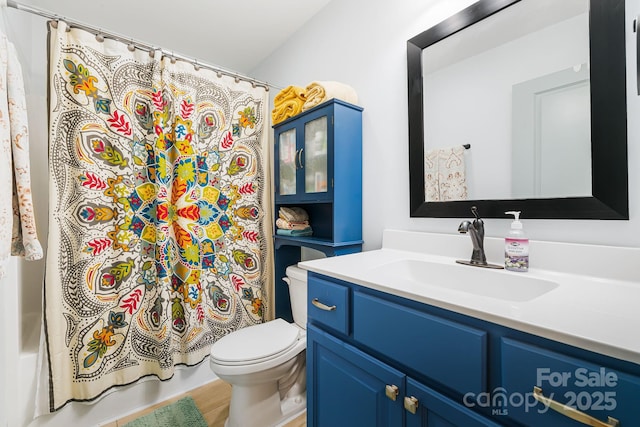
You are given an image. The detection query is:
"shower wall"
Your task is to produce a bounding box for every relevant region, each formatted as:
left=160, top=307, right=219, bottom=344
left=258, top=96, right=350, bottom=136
left=1, top=9, right=216, bottom=427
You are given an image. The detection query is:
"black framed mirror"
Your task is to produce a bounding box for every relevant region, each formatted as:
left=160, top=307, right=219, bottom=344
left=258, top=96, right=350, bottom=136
left=407, top=0, right=628, bottom=219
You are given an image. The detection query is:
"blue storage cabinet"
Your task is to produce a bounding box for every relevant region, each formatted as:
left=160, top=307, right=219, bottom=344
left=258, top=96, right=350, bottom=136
left=273, top=99, right=363, bottom=321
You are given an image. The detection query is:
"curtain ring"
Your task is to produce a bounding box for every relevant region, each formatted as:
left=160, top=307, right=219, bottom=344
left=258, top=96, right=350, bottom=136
left=234, top=77, right=240, bottom=83
left=149, top=49, right=155, bottom=58
left=50, top=20, right=58, bottom=29
left=193, top=60, right=200, bottom=71
left=216, top=72, right=222, bottom=78
left=170, top=52, right=176, bottom=64
left=265, top=86, right=270, bottom=92
left=96, top=33, right=104, bottom=43
left=127, top=40, right=135, bottom=52
left=65, top=20, right=71, bottom=32
left=251, top=81, right=256, bottom=88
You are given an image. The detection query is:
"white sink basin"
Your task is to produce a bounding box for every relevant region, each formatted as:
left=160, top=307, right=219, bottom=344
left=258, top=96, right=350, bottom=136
left=370, top=259, right=558, bottom=302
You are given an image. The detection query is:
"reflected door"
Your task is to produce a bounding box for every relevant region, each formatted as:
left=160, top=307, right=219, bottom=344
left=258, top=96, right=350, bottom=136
left=512, top=65, right=591, bottom=199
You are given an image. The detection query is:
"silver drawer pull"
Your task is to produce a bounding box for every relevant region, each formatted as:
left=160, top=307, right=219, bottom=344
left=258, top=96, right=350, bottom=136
left=311, top=298, right=336, bottom=311
left=533, top=387, right=619, bottom=427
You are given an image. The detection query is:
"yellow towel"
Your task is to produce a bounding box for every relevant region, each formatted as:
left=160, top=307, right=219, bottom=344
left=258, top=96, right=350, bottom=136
left=272, top=85, right=306, bottom=125
left=302, top=81, right=358, bottom=111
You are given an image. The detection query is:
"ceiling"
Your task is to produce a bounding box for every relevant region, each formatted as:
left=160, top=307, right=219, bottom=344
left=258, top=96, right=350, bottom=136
left=13, top=0, right=333, bottom=73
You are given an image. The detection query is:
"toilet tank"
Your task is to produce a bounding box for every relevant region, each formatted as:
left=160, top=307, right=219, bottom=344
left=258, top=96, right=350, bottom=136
left=285, top=265, right=308, bottom=329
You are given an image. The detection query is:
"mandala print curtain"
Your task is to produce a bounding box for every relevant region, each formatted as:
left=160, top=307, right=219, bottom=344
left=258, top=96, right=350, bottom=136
left=42, top=21, right=273, bottom=411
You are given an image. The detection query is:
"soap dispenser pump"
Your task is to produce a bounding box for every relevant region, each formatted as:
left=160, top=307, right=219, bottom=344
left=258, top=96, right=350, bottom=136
left=504, top=211, right=529, bottom=272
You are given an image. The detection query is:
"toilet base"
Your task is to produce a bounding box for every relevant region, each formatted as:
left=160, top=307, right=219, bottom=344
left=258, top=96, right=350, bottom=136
left=274, top=407, right=306, bottom=427
left=224, top=383, right=306, bottom=427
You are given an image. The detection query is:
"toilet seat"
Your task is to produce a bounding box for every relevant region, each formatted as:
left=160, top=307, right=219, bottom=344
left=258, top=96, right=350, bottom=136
left=210, top=319, right=303, bottom=366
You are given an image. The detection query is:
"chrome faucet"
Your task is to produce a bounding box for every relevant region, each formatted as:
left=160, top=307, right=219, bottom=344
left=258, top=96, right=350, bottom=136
left=456, top=206, right=503, bottom=269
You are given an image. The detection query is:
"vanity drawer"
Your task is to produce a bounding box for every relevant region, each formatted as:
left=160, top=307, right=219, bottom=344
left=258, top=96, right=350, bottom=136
left=500, top=338, right=640, bottom=427
left=353, top=291, right=487, bottom=396
left=307, top=275, right=350, bottom=335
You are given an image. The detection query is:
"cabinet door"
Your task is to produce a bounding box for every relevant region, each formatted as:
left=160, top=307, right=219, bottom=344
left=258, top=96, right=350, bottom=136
left=405, top=379, right=501, bottom=427
left=307, top=325, right=404, bottom=427
left=274, top=106, right=333, bottom=202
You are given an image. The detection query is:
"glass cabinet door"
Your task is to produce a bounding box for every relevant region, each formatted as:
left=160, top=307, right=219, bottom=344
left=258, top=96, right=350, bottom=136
left=278, top=128, right=297, bottom=195
left=304, top=116, right=328, bottom=194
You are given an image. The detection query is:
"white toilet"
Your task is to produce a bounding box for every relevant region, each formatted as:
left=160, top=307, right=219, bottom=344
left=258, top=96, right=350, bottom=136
left=210, top=265, right=308, bottom=427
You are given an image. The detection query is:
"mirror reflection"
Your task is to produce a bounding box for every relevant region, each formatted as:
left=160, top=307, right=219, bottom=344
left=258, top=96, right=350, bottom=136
left=422, top=0, right=589, bottom=201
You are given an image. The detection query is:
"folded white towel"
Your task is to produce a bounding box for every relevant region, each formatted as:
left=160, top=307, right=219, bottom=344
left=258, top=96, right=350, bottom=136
left=302, top=81, right=358, bottom=111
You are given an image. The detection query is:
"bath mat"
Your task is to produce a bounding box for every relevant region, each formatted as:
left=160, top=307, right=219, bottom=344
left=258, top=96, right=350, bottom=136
left=123, top=396, right=207, bottom=427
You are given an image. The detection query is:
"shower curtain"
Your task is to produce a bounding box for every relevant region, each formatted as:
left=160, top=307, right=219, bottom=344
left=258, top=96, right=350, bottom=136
left=41, top=21, right=273, bottom=412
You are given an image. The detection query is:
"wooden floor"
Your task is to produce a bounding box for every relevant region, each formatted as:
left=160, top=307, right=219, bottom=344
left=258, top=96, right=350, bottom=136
left=101, top=379, right=306, bottom=427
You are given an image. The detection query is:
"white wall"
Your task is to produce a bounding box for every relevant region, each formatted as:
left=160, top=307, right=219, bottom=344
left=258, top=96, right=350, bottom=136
left=252, top=0, right=640, bottom=251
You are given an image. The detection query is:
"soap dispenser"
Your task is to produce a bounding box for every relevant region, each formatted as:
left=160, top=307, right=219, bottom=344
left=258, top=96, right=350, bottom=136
left=504, top=211, right=528, bottom=272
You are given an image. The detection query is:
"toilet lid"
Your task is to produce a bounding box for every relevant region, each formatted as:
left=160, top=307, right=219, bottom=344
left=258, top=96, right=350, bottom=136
left=210, top=318, right=301, bottom=364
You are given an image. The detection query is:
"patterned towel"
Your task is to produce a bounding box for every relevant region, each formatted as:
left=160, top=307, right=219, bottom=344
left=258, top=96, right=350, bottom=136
left=279, top=206, right=309, bottom=222
left=271, top=85, right=306, bottom=125
left=0, top=33, right=43, bottom=278
left=301, top=81, right=358, bottom=111
left=424, top=145, right=468, bottom=202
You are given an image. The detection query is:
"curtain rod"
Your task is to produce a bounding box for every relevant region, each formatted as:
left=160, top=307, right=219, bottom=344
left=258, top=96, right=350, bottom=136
left=6, top=0, right=280, bottom=91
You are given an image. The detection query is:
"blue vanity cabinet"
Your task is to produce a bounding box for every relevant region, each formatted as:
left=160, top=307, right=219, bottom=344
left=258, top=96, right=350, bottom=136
left=274, top=99, right=363, bottom=321
left=306, top=271, right=640, bottom=427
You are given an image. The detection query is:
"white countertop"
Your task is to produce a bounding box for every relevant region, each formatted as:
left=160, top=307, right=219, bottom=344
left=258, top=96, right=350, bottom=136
left=298, top=230, right=640, bottom=365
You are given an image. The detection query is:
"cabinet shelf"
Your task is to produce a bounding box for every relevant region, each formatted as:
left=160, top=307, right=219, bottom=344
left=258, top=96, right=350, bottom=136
left=274, top=235, right=363, bottom=256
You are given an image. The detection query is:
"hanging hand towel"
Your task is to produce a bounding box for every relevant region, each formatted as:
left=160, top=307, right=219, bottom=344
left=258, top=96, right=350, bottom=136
left=271, top=85, right=306, bottom=125
left=0, top=33, right=43, bottom=278
left=424, top=145, right=468, bottom=202
left=301, top=81, right=358, bottom=111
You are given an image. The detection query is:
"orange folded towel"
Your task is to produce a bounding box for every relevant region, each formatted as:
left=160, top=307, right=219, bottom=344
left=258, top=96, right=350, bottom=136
left=272, top=85, right=307, bottom=125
